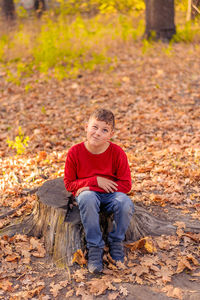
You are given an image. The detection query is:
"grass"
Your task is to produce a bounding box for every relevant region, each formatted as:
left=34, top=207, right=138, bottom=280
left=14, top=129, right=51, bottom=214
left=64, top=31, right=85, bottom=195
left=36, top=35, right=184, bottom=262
left=0, top=3, right=199, bottom=84
left=0, top=13, right=145, bottom=83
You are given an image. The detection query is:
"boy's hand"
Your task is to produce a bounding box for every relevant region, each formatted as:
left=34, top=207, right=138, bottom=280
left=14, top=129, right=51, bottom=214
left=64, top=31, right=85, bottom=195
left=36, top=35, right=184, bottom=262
left=76, top=187, right=89, bottom=197
left=97, top=176, right=118, bottom=193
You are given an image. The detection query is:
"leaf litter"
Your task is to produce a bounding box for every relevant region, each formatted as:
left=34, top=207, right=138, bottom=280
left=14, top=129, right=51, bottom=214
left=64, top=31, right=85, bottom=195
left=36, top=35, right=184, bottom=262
left=0, top=42, right=200, bottom=299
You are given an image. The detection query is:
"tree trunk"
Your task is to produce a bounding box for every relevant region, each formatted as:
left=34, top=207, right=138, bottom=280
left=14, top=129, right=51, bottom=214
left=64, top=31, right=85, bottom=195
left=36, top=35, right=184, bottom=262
left=1, top=178, right=200, bottom=268
left=187, top=0, right=192, bottom=21
left=2, top=0, right=15, bottom=20
left=34, top=0, right=46, bottom=17
left=145, top=0, right=176, bottom=42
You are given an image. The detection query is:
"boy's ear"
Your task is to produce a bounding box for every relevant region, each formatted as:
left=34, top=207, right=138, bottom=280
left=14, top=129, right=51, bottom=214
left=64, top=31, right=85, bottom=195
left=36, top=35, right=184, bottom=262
left=110, top=129, right=114, bottom=138
left=85, top=122, right=88, bottom=131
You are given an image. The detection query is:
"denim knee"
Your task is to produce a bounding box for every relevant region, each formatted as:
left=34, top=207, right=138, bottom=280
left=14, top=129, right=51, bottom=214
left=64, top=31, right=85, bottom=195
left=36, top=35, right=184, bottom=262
left=76, top=191, right=100, bottom=211
left=114, top=192, right=134, bottom=215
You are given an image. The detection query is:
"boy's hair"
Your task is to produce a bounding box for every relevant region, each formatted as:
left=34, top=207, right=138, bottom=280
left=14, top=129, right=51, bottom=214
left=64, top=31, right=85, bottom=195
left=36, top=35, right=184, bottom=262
left=90, top=109, right=115, bottom=129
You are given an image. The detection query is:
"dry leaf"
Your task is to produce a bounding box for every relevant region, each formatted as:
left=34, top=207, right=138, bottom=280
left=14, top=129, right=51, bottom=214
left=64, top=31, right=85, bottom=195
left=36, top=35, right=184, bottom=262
left=192, top=272, right=200, bottom=277
left=72, top=249, right=87, bottom=267
left=135, top=276, right=143, bottom=285
left=186, top=254, right=199, bottom=266
left=176, top=262, right=189, bottom=274
left=125, top=237, right=157, bottom=254
left=157, top=266, right=173, bottom=283
left=30, top=237, right=46, bottom=257
left=132, top=265, right=149, bottom=277
left=119, top=286, right=128, bottom=296
left=87, top=278, right=111, bottom=296
left=72, top=268, right=88, bottom=281
left=5, top=254, right=20, bottom=262
left=176, top=256, right=196, bottom=273
left=21, top=249, right=31, bottom=264
left=37, top=151, right=47, bottom=162
left=116, top=261, right=127, bottom=270
left=65, top=289, right=74, bottom=298
left=162, top=285, right=183, bottom=299
left=0, top=279, right=13, bottom=292
left=50, top=282, right=64, bottom=297
left=183, top=233, right=200, bottom=243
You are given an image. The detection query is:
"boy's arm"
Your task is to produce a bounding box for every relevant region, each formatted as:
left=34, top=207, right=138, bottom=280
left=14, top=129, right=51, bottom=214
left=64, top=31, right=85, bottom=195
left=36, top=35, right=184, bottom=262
left=115, top=150, right=132, bottom=194
left=64, top=150, right=97, bottom=195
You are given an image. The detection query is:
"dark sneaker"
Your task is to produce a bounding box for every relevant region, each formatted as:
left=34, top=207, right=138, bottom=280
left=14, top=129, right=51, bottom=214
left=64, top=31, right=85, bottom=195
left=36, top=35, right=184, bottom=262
left=109, top=241, right=124, bottom=262
left=88, top=247, right=104, bottom=274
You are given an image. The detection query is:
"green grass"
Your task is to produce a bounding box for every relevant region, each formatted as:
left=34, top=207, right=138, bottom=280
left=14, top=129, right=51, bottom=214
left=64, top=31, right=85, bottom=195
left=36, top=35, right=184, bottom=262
left=0, top=2, right=199, bottom=84
left=6, top=127, right=29, bottom=155
left=0, top=13, right=145, bottom=83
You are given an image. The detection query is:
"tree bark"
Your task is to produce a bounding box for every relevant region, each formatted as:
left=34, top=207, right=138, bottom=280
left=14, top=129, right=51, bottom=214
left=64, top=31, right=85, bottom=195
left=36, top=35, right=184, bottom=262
left=145, top=0, right=176, bottom=41
left=1, top=0, right=15, bottom=20
left=0, top=178, right=200, bottom=268
left=34, top=0, right=46, bottom=17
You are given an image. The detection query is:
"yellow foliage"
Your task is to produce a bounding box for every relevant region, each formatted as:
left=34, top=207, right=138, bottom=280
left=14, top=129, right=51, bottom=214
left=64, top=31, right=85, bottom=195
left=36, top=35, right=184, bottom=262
left=72, top=249, right=87, bottom=267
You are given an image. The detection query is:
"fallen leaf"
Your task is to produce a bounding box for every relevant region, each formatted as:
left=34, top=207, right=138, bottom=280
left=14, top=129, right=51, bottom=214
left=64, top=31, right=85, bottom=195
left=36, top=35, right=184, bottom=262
left=119, top=285, right=128, bottom=296
left=132, top=265, right=149, bottom=277
left=5, top=254, right=20, bottom=262
left=30, top=237, right=46, bottom=257
left=0, top=279, right=13, bottom=292
left=176, top=256, right=193, bottom=273
left=162, top=285, right=183, bottom=299
left=156, top=266, right=173, bottom=283
left=72, top=249, right=87, bottom=267
left=125, top=237, right=157, bottom=254
left=72, top=268, right=88, bottom=282
left=135, top=276, right=143, bottom=285
left=87, top=278, right=112, bottom=296
left=65, top=289, right=74, bottom=298
left=192, top=272, right=200, bottom=277
left=37, top=151, right=47, bottom=162
left=50, top=282, right=64, bottom=297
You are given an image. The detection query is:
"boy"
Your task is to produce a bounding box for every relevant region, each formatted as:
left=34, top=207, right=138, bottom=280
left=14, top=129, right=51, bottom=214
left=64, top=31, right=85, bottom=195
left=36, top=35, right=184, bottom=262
left=64, top=109, right=134, bottom=273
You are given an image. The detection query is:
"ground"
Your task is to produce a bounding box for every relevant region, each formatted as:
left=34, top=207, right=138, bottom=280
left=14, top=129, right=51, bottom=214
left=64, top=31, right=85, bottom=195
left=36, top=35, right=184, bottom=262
left=0, top=41, right=200, bottom=299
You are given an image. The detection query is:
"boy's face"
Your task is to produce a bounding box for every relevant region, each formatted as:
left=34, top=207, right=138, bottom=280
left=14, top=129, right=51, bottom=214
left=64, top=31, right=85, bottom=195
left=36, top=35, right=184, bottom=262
left=85, top=117, right=114, bottom=149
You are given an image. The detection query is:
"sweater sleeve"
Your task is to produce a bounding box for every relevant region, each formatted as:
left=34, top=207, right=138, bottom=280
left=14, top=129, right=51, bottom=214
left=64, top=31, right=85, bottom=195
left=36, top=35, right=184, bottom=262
left=115, top=148, right=132, bottom=194
left=64, top=148, right=98, bottom=195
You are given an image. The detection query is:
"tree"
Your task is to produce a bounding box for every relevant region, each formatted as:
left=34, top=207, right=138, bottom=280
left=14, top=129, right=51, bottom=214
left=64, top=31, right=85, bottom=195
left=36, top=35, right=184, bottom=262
left=34, top=0, right=46, bottom=17
left=145, top=0, right=176, bottom=41
left=1, top=0, right=15, bottom=20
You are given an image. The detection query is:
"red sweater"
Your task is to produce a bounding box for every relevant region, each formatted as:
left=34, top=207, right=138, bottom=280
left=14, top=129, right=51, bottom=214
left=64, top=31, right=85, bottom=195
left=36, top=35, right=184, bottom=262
left=64, top=142, right=132, bottom=196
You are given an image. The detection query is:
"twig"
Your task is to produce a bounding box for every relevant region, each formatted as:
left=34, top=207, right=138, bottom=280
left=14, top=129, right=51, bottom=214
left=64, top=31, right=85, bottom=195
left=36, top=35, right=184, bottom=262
left=16, top=273, right=26, bottom=280
left=0, top=200, right=27, bottom=219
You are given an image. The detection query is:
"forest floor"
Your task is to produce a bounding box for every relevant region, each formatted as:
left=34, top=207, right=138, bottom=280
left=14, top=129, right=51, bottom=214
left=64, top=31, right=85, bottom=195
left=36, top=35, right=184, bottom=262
left=0, top=41, right=200, bottom=299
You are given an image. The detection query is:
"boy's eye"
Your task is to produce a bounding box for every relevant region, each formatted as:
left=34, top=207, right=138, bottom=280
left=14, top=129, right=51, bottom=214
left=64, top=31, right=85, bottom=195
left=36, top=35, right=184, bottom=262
left=103, top=129, right=108, bottom=132
left=93, top=126, right=98, bottom=129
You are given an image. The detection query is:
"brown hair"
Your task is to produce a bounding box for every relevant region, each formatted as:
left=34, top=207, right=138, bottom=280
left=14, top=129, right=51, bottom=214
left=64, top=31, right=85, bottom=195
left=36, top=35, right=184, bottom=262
left=90, top=109, right=115, bottom=129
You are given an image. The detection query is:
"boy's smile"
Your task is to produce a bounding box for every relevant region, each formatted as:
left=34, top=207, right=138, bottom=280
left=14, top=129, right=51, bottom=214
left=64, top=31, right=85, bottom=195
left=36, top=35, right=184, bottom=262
left=85, top=117, right=114, bottom=154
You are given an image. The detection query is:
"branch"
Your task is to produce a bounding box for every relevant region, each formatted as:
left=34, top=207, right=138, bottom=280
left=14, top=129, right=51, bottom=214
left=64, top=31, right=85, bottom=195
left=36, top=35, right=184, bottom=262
left=192, top=4, right=200, bottom=14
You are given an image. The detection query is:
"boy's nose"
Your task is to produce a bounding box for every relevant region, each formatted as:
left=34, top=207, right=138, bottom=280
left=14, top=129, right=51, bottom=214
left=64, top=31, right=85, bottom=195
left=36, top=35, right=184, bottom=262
left=96, top=129, right=101, bottom=135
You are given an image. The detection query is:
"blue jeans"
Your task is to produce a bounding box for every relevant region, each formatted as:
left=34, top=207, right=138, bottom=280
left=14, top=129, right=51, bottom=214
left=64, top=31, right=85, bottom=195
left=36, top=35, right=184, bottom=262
left=76, top=191, right=134, bottom=249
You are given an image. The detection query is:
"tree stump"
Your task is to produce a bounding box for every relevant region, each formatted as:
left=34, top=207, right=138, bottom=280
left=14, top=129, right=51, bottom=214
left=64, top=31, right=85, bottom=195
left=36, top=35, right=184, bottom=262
left=1, top=177, right=200, bottom=268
